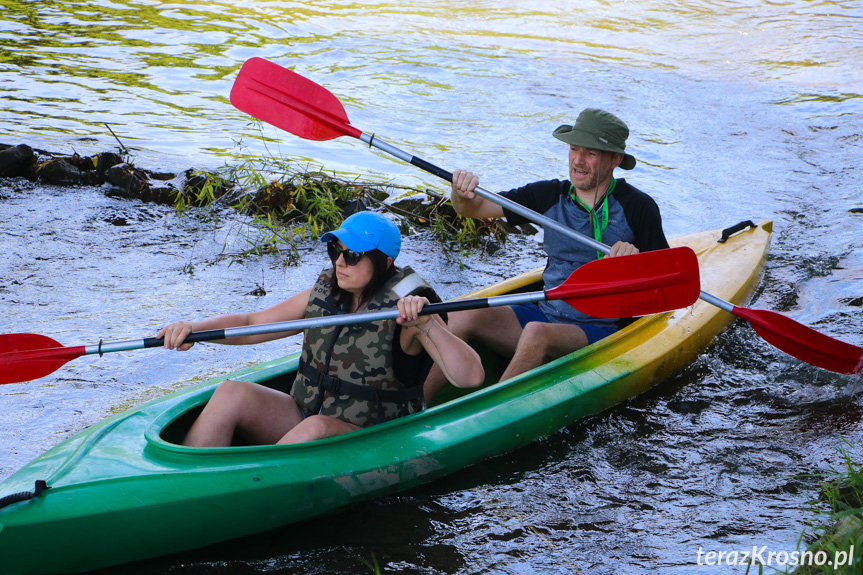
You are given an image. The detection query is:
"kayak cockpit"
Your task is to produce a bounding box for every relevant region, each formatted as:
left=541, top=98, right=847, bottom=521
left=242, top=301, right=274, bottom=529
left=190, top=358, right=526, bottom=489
left=150, top=340, right=511, bottom=449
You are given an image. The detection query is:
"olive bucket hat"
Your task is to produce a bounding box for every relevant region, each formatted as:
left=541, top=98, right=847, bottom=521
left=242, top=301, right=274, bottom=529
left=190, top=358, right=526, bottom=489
left=552, top=108, right=636, bottom=170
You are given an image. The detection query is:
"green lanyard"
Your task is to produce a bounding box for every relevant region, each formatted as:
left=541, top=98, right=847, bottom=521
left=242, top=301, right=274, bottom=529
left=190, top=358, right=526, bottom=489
left=571, top=178, right=616, bottom=259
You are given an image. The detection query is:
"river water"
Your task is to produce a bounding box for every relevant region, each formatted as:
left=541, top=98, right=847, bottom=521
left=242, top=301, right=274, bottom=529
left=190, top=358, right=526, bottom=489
left=2, top=0, right=862, bottom=573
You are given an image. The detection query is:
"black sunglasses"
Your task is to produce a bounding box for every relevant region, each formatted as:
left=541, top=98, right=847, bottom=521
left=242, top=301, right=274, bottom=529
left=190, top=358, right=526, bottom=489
left=327, top=241, right=366, bottom=266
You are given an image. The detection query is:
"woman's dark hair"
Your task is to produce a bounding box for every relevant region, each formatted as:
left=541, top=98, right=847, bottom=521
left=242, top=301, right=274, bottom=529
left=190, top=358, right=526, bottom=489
left=330, top=249, right=397, bottom=308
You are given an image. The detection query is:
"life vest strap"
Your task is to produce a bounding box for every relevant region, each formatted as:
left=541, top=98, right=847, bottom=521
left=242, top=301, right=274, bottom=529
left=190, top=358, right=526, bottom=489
left=297, top=361, right=424, bottom=423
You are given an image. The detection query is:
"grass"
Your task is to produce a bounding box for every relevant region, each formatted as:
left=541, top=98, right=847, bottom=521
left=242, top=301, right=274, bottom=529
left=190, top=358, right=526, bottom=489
left=774, top=438, right=863, bottom=574
left=172, top=146, right=509, bottom=266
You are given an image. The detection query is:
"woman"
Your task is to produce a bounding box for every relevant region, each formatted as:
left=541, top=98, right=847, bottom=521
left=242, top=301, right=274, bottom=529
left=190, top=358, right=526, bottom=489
left=158, top=211, right=484, bottom=447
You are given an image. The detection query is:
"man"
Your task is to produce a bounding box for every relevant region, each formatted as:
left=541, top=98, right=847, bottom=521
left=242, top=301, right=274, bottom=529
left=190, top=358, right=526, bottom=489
left=425, top=108, right=669, bottom=400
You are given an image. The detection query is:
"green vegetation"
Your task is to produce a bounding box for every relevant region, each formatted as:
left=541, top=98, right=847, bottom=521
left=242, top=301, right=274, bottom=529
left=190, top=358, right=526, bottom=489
left=780, top=439, right=863, bottom=574
left=173, top=151, right=509, bottom=265
left=362, top=554, right=382, bottom=574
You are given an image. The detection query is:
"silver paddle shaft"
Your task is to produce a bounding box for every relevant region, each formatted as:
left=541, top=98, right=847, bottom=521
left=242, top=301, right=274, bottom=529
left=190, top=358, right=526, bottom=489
left=83, top=291, right=546, bottom=356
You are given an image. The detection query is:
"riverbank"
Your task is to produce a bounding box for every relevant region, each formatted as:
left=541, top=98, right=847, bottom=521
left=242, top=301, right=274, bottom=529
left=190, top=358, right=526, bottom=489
left=0, top=141, right=528, bottom=265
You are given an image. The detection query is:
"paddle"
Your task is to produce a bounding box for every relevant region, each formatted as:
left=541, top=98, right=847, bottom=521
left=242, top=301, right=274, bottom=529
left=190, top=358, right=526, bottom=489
left=0, top=250, right=699, bottom=385
left=230, top=57, right=863, bottom=375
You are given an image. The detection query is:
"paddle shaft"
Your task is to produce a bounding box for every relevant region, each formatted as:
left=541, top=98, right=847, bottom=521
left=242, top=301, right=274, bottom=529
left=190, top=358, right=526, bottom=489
left=68, top=292, right=547, bottom=358
left=362, top=134, right=611, bottom=256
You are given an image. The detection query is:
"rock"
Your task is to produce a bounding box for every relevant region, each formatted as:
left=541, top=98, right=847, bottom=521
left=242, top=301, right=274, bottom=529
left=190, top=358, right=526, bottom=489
left=38, top=158, right=85, bottom=185
left=93, top=152, right=124, bottom=175
left=183, top=170, right=211, bottom=195
left=82, top=152, right=124, bottom=185
left=390, top=197, right=425, bottom=214
left=27, top=152, right=125, bottom=186
left=148, top=170, right=178, bottom=181
left=106, top=163, right=150, bottom=197
left=0, top=144, right=37, bottom=178
left=341, top=198, right=367, bottom=216
left=141, top=184, right=178, bottom=204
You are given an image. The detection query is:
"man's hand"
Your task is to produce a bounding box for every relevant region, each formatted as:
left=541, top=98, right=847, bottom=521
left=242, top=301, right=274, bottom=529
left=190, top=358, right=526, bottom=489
left=451, top=169, right=479, bottom=200
left=448, top=169, right=505, bottom=219
left=608, top=241, right=639, bottom=257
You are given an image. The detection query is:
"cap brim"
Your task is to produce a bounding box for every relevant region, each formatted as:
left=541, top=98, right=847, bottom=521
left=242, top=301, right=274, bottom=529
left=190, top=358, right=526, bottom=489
left=319, top=228, right=376, bottom=253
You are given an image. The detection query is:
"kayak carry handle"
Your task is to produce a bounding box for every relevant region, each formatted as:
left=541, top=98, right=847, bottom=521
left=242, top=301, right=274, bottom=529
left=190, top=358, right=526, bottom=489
left=718, top=220, right=757, bottom=243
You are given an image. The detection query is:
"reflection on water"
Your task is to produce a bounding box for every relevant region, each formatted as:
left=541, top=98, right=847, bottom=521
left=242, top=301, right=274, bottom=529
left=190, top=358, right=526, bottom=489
left=2, top=0, right=862, bottom=573
left=4, top=0, right=862, bottom=194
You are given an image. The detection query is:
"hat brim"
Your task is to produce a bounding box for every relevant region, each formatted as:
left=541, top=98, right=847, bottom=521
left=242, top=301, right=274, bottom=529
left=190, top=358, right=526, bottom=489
left=553, top=125, right=636, bottom=170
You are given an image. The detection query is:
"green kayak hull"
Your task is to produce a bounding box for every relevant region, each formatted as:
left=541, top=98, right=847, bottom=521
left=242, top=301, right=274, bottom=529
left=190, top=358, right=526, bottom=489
left=0, top=222, right=772, bottom=574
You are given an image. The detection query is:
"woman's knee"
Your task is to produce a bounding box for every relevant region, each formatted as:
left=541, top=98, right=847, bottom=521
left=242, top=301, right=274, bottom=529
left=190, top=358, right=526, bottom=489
left=212, top=379, right=251, bottom=400
left=207, top=379, right=253, bottom=409
left=296, top=414, right=331, bottom=437
left=279, top=414, right=358, bottom=444
left=209, top=380, right=298, bottom=422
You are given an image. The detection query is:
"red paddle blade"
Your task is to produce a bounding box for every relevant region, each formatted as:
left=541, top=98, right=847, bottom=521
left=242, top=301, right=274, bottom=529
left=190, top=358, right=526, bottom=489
left=732, top=307, right=863, bottom=375
left=546, top=246, right=701, bottom=318
left=230, top=57, right=361, bottom=141
left=0, top=334, right=86, bottom=384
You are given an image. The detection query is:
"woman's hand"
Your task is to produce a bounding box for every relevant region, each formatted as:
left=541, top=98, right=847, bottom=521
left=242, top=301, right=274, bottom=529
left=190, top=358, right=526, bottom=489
left=396, top=295, right=433, bottom=331
left=156, top=321, right=196, bottom=351
left=396, top=295, right=485, bottom=389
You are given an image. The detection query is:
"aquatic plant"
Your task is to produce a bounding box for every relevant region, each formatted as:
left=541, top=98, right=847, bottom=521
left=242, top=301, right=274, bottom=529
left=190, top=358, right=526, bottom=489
left=775, top=438, right=863, bottom=575
left=171, top=144, right=509, bottom=265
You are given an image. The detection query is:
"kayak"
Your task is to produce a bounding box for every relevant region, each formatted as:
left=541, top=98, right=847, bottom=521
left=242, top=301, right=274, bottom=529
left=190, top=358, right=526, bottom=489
left=0, top=220, right=772, bottom=575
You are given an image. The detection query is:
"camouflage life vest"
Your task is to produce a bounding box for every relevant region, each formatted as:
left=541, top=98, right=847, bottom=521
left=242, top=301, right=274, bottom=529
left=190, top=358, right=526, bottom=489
left=291, top=265, right=440, bottom=427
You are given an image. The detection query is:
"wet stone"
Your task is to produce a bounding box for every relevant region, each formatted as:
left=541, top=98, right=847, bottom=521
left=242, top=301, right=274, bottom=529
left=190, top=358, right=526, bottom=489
left=140, top=184, right=178, bottom=204
left=149, top=170, right=178, bottom=181
left=106, top=163, right=150, bottom=196
left=0, top=144, right=37, bottom=178
left=38, top=158, right=86, bottom=185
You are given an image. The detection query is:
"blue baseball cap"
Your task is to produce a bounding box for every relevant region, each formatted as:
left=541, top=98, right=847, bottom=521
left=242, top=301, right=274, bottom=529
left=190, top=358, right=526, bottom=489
left=320, top=212, right=401, bottom=260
